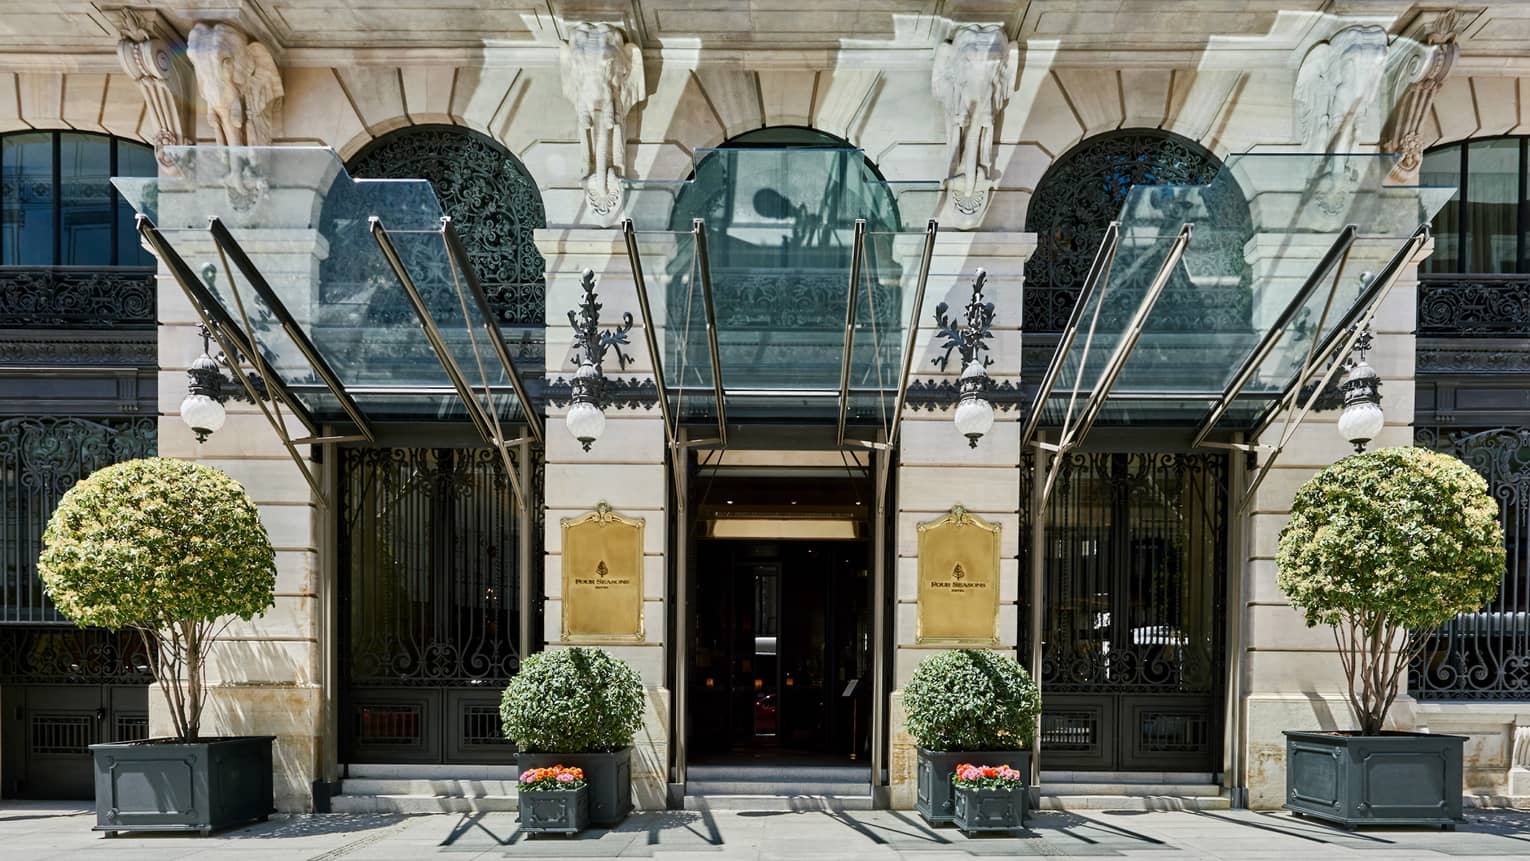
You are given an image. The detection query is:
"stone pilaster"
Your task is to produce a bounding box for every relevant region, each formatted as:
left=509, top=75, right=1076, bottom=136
left=536, top=227, right=671, bottom=810
left=1240, top=237, right=1425, bottom=809
left=889, top=231, right=1034, bottom=809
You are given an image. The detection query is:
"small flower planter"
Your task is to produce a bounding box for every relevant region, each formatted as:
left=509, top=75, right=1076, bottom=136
left=915, top=748, right=1030, bottom=826
left=519, top=784, right=590, bottom=835
left=518, top=748, right=631, bottom=826
left=953, top=784, right=1026, bottom=835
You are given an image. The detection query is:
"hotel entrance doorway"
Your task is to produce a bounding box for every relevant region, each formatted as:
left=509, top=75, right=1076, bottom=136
left=690, top=540, right=871, bottom=762
left=686, top=464, right=875, bottom=766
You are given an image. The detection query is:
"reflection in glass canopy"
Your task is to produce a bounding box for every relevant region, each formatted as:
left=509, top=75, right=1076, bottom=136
left=624, top=146, right=941, bottom=433
left=1028, top=153, right=1454, bottom=438
left=113, top=146, right=541, bottom=429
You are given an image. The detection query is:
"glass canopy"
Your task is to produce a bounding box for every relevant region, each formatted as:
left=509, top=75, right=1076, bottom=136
left=113, top=146, right=540, bottom=431
left=1030, top=153, right=1455, bottom=438
left=624, top=146, right=942, bottom=433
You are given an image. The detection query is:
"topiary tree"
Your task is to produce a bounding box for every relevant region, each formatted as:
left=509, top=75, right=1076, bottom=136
left=903, top=649, right=1041, bottom=750
left=1277, top=446, right=1505, bottom=736
left=501, top=647, right=645, bottom=752
left=38, top=457, right=276, bottom=742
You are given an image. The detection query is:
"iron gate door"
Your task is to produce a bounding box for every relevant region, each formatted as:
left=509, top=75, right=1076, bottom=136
left=0, top=628, right=151, bottom=799
left=339, top=448, right=525, bottom=764
left=1038, top=453, right=1227, bottom=772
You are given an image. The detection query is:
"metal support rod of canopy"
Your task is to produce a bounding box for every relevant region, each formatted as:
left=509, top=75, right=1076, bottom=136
left=1189, top=225, right=1358, bottom=450
left=441, top=217, right=544, bottom=447
left=1038, top=223, right=1193, bottom=507
left=137, top=215, right=336, bottom=506
left=370, top=217, right=529, bottom=512
left=208, top=217, right=377, bottom=445
left=1020, top=222, right=1120, bottom=451
left=692, top=218, right=728, bottom=448
left=834, top=219, right=868, bottom=450
left=1239, top=225, right=1432, bottom=509
left=621, top=219, right=676, bottom=447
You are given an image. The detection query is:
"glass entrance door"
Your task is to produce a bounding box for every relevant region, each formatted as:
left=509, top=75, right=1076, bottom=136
left=690, top=540, right=871, bottom=762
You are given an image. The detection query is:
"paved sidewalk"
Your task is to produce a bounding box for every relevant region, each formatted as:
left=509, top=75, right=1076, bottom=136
left=6, top=801, right=1530, bottom=860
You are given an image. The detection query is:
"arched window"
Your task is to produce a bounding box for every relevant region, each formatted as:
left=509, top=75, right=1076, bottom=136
left=345, top=125, right=548, bottom=324
left=1420, top=137, right=1528, bottom=274
left=1024, top=130, right=1233, bottom=333
left=0, top=131, right=156, bottom=266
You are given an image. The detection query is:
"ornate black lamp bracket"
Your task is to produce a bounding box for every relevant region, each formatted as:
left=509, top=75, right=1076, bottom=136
left=932, top=268, right=997, bottom=374
left=1301, top=324, right=1382, bottom=413
left=567, top=267, right=635, bottom=416
left=185, top=258, right=271, bottom=409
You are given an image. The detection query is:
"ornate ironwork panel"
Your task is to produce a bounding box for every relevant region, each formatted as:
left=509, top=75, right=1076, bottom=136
left=1023, top=131, right=1245, bottom=333
left=1418, top=274, right=1530, bottom=337
left=0, top=267, right=156, bottom=329
left=1036, top=451, right=1228, bottom=771
left=1, top=416, right=155, bottom=623
left=1413, top=426, right=1530, bottom=700
left=0, top=627, right=152, bottom=685
left=339, top=446, right=523, bottom=763
left=341, top=125, right=547, bottom=326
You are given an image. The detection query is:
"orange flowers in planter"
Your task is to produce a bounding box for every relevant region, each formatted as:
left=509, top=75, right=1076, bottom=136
left=518, top=764, right=587, bottom=791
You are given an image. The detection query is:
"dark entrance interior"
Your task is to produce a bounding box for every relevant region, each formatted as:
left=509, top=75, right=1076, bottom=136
left=687, top=465, right=873, bottom=766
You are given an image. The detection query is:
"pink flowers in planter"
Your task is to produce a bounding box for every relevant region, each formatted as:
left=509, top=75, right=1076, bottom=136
left=953, top=763, right=1024, bottom=789
left=518, top=765, right=586, bottom=791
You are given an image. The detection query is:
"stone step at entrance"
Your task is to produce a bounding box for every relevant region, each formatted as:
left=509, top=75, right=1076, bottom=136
left=330, top=764, right=521, bottom=814
left=1038, top=771, right=1229, bottom=811
left=683, top=763, right=874, bottom=811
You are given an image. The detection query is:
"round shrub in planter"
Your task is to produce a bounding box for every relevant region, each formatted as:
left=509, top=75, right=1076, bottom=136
left=1276, top=446, right=1504, bottom=828
left=502, top=647, right=644, bottom=826
left=40, top=457, right=277, bottom=835
left=903, top=649, right=1040, bottom=825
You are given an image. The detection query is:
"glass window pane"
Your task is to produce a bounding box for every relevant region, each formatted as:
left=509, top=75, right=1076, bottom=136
left=1464, top=138, right=1519, bottom=273
left=114, top=141, right=156, bottom=266
left=2, top=132, right=55, bottom=265
left=58, top=133, right=112, bottom=265
left=1421, top=144, right=1461, bottom=274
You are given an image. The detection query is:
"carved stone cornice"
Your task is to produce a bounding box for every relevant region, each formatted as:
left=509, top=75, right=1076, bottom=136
left=103, top=6, right=193, bottom=167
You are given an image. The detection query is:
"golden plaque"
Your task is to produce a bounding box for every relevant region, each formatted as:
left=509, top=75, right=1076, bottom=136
left=916, top=505, right=1001, bottom=645
left=560, top=502, right=645, bottom=641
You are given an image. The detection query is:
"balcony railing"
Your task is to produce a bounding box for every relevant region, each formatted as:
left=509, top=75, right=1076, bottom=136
left=0, top=266, right=156, bottom=330
left=1418, top=274, right=1530, bottom=338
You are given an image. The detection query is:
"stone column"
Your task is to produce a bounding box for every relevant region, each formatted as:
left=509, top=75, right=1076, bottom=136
left=536, top=227, right=671, bottom=810
left=154, top=196, right=326, bottom=813
left=888, top=231, right=1034, bottom=809
left=1239, top=236, right=1425, bottom=809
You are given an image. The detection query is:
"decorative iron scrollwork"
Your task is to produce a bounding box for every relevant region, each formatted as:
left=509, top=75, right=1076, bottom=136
left=1413, top=425, right=1530, bottom=700
left=340, top=125, right=548, bottom=326
left=0, top=267, right=156, bottom=330
left=1, top=416, right=156, bottom=623
left=1418, top=275, right=1530, bottom=337
left=1023, top=131, right=1244, bottom=333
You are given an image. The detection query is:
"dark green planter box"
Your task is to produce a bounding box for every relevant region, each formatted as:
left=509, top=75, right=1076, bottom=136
left=1284, top=731, right=1465, bottom=829
left=953, top=784, right=1026, bottom=834
left=518, top=747, right=631, bottom=827
left=90, top=736, right=274, bottom=835
left=519, top=785, right=589, bottom=835
left=915, top=747, right=1030, bottom=826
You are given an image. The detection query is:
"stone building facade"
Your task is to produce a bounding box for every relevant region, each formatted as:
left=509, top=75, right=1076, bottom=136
left=3, top=1, right=1530, bottom=814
